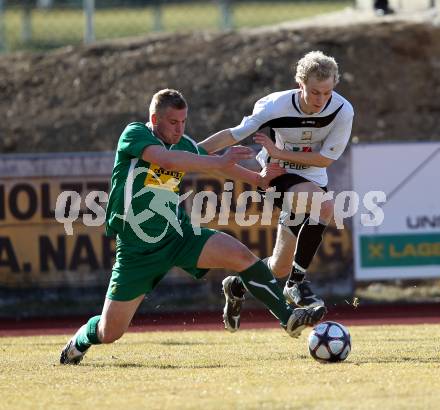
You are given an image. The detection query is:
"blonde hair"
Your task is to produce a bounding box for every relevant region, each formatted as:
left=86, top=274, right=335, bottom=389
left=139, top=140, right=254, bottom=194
left=295, top=51, right=340, bottom=86
left=149, top=88, right=187, bottom=120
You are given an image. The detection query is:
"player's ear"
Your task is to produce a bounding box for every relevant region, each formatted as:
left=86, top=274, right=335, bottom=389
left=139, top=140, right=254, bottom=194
left=151, top=113, right=158, bottom=126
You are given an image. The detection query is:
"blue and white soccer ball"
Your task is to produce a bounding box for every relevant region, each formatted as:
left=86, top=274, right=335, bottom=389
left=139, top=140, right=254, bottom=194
left=308, top=321, right=351, bottom=363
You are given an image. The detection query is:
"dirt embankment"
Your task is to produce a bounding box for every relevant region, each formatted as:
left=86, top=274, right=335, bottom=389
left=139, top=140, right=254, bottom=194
left=1, top=16, right=440, bottom=154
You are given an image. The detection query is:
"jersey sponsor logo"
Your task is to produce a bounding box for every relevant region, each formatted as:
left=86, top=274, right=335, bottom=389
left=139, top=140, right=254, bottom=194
left=283, top=143, right=312, bottom=153
left=115, top=166, right=193, bottom=244
left=144, top=164, right=185, bottom=192
left=279, top=145, right=312, bottom=170
left=302, top=120, right=316, bottom=126
left=281, top=161, right=309, bottom=170
left=301, top=131, right=312, bottom=141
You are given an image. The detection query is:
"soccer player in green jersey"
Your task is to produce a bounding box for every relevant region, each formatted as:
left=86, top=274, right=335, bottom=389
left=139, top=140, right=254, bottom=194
left=60, top=89, right=326, bottom=365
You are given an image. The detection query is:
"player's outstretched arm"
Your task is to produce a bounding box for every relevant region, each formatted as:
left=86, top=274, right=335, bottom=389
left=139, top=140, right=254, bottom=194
left=198, top=129, right=237, bottom=154
left=141, top=144, right=253, bottom=173
left=214, top=163, right=285, bottom=189
left=254, top=133, right=334, bottom=168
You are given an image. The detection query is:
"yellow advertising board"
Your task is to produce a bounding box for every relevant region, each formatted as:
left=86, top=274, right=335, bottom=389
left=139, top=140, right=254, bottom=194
left=0, top=176, right=113, bottom=287
left=0, top=153, right=352, bottom=291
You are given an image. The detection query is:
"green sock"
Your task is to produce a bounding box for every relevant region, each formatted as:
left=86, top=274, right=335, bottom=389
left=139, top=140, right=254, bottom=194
left=239, top=260, right=293, bottom=326
left=75, top=315, right=102, bottom=352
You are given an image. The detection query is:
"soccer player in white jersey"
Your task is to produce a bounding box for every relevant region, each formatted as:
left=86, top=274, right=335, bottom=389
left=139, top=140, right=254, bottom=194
left=200, top=51, right=354, bottom=332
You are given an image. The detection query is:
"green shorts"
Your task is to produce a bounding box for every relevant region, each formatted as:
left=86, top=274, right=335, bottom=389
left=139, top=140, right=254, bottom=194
left=106, top=222, right=218, bottom=301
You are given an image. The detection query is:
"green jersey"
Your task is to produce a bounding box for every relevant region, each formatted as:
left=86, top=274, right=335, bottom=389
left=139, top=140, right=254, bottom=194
left=105, top=122, right=207, bottom=245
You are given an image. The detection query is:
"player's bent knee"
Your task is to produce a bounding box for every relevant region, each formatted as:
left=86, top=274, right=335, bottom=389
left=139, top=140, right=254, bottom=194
left=320, top=200, right=334, bottom=221
left=233, top=247, right=259, bottom=272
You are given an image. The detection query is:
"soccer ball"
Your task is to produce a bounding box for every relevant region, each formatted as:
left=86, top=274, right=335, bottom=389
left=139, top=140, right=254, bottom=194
left=308, top=321, right=351, bottom=363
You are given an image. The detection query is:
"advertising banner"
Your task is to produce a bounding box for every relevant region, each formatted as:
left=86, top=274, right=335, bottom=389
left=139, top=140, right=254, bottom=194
left=351, top=142, right=440, bottom=280
left=0, top=150, right=353, bottom=317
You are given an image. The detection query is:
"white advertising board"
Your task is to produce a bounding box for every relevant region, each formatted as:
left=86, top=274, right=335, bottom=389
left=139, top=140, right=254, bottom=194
left=351, top=142, right=440, bottom=280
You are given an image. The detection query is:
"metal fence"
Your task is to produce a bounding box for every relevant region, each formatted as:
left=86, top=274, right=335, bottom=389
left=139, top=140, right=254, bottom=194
left=0, top=0, right=353, bottom=52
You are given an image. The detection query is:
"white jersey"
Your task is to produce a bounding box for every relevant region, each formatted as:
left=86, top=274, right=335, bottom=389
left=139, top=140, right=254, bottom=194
left=230, top=89, right=354, bottom=187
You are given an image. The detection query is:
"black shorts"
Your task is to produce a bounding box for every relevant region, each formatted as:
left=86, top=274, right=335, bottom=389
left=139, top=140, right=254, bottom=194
left=268, top=174, right=328, bottom=210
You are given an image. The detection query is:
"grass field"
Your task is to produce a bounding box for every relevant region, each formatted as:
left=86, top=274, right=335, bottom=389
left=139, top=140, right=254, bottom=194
left=1, top=324, right=440, bottom=409
left=4, top=1, right=352, bottom=51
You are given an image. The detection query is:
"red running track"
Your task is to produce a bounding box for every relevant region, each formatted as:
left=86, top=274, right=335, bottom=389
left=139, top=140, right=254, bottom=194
left=1, top=303, right=439, bottom=337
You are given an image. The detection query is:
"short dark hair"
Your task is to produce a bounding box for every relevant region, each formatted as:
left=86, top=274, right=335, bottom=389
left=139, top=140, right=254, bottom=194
left=149, top=89, right=187, bottom=120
